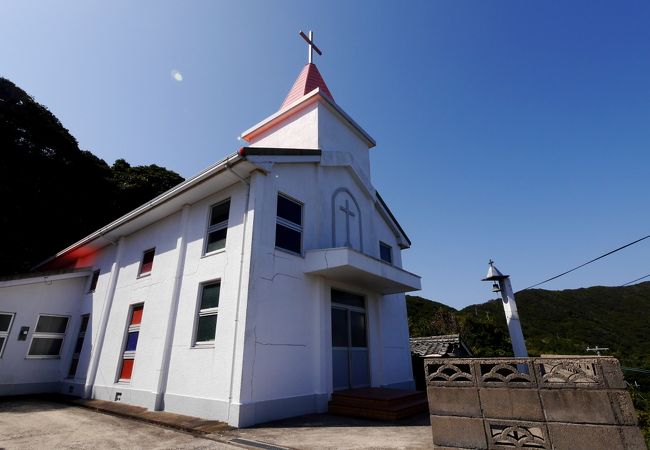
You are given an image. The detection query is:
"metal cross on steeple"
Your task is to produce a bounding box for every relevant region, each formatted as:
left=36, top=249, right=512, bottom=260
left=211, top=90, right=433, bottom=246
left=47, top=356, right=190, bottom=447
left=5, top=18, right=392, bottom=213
left=299, top=30, right=322, bottom=64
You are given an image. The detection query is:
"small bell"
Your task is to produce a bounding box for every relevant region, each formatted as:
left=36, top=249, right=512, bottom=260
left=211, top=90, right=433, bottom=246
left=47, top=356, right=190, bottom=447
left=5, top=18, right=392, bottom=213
left=491, top=282, right=501, bottom=293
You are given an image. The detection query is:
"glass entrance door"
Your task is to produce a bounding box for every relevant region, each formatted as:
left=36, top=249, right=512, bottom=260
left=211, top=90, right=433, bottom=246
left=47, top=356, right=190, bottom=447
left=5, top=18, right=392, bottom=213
left=331, top=289, right=370, bottom=390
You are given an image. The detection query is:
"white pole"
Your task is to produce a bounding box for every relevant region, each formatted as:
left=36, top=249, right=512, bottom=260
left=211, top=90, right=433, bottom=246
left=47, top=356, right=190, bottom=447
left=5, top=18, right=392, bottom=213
left=498, top=277, right=528, bottom=358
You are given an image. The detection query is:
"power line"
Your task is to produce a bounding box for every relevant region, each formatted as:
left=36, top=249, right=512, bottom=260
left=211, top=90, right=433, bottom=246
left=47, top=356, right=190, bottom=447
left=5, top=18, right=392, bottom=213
left=521, top=234, right=650, bottom=291
left=620, top=273, right=650, bottom=287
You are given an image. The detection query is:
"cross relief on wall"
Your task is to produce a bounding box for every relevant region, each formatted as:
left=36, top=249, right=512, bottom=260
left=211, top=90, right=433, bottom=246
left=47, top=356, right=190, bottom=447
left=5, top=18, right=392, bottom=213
left=332, top=188, right=362, bottom=252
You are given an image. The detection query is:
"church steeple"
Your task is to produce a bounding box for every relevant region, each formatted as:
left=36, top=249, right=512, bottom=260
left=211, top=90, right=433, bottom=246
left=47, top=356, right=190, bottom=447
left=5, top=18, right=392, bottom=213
left=280, top=63, right=334, bottom=110
left=241, top=30, right=375, bottom=152
left=280, top=31, right=334, bottom=110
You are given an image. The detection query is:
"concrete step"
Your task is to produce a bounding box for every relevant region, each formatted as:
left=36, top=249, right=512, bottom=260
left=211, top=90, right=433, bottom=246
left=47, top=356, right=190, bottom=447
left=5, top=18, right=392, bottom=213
left=328, top=388, right=428, bottom=421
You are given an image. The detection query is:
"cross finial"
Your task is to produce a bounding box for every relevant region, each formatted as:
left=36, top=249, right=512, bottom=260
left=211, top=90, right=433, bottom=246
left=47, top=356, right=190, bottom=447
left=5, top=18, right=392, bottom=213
left=488, top=259, right=494, bottom=267
left=299, top=30, right=322, bottom=64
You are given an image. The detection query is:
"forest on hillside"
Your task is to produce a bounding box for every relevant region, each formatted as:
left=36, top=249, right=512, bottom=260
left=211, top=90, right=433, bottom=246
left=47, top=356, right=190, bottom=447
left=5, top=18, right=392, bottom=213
left=407, top=282, right=650, bottom=368
left=0, top=77, right=184, bottom=274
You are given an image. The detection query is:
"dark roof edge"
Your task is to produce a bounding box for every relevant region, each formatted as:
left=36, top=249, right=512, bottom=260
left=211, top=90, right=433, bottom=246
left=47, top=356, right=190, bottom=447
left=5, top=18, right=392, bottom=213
left=34, top=151, right=245, bottom=270
left=0, top=267, right=92, bottom=283
left=239, top=147, right=322, bottom=157
left=375, top=191, right=412, bottom=247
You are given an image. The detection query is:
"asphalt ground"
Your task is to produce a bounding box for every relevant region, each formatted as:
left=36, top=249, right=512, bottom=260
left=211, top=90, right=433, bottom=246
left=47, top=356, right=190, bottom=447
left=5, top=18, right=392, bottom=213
left=0, top=398, right=433, bottom=450
left=0, top=399, right=233, bottom=450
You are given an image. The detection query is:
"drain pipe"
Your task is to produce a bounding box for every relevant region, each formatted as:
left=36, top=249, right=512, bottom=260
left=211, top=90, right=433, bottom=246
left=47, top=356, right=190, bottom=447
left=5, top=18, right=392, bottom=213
left=85, top=236, right=126, bottom=398
left=225, top=162, right=252, bottom=425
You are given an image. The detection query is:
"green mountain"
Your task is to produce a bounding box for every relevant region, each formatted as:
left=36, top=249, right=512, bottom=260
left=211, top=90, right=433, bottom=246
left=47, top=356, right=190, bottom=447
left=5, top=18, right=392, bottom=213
left=0, top=77, right=184, bottom=274
left=408, top=282, right=650, bottom=367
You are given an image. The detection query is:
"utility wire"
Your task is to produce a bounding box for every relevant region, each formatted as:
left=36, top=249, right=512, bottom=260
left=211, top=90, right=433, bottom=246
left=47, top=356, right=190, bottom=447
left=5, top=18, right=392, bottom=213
left=620, top=273, right=650, bottom=287
left=521, top=234, right=650, bottom=291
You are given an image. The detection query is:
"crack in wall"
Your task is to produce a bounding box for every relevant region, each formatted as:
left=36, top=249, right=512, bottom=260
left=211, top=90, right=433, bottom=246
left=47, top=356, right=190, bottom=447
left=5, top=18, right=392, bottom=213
left=260, top=272, right=300, bottom=282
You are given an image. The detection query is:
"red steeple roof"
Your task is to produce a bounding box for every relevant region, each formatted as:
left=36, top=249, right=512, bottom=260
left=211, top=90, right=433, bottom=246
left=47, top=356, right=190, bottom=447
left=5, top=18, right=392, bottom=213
left=280, top=63, right=334, bottom=110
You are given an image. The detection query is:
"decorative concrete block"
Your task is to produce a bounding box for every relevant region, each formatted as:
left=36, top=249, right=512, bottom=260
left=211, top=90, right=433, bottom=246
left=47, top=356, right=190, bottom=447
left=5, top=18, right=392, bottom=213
left=477, top=360, right=535, bottom=388
left=430, top=415, right=487, bottom=449
left=479, top=388, right=544, bottom=421
left=609, top=391, right=639, bottom=426
left=425, top=360, right=476, bottom=387
left=547, top=423, right=625, bottom=450
left=534, top=358, right=603, bottom=389
left=485, top=419, right=550, bottom=449
left=600, top=358, right=627, bottom=389
left=540, top=389, right=616, bottom=424
left=427, top=387, right=481, bottom=417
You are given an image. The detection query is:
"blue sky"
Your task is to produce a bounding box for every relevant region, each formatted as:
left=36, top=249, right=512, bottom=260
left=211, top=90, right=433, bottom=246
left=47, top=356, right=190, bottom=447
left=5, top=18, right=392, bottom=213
left=2, top=1, right=649, bottom=309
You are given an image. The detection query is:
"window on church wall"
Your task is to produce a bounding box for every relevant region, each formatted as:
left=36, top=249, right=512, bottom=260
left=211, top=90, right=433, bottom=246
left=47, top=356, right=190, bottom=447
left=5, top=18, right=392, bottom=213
left=0, top=313, right=15, bottom=358
left=138, top=248, right=155, bottom=277
left=379, top=242, right=393, bottom=264
left=204, top=199, right=230, bottom=254
left=118, top=304, right=143, bottom=381
left=27, top=314, right=69, bottom=358
left=275, top=194, right=303, bottom=254
left=68, top=314, right=89, bottom=378
left=88, top=269, right=100, bottom=292
left=194, top=281, right=220, bottom=345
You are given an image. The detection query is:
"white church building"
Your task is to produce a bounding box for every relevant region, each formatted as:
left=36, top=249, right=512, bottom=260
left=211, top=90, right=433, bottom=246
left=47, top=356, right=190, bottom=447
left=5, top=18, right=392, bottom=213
left=0, top=36, right=421, bottom=427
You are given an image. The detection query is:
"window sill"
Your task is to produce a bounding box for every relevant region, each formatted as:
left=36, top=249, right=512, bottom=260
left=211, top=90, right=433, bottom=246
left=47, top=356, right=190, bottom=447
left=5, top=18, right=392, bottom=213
left=137, top=272, right=152, bottom=279
left=201, top=248, right=226, bottom=259
left=274, top=247, right=304, bottom=259
left=191, top=343, right=215, bottom=349
left=25, top=355, right=61, bottom=360
left=115, top=379, right=131, bottom=384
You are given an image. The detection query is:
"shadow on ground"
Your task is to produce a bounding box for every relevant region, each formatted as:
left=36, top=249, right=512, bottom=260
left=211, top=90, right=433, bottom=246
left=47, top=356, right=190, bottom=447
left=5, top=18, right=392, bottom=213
left=251, top=412, right=430, bottom=429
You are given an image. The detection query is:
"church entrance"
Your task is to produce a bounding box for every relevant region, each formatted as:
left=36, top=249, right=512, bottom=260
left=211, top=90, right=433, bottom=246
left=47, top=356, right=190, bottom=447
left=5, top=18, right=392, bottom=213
left=331, top=289, right=370, bottom=390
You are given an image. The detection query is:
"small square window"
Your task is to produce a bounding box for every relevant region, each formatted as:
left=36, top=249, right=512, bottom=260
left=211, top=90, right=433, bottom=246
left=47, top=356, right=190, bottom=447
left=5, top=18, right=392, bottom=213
left=194, top=282, right=220, bottom=345
left=204, top=200, right=230, bottom=254
left=88, top=270, right=100, bottom=292
left=379, top=242, right=393, bottom=264
left=0, top=313, right=15, bottom=358
left=275, top=194, right=303, bottom=254
left=27, top=314, right=69, bottom=358
left=138, top=249, right=155, bottom=276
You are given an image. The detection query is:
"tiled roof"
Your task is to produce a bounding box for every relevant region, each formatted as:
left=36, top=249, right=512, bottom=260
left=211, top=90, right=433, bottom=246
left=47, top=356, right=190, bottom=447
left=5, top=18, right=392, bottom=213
left=410, top=334, right=471, bottom=357
left=280, top=63, right=334, bottom=110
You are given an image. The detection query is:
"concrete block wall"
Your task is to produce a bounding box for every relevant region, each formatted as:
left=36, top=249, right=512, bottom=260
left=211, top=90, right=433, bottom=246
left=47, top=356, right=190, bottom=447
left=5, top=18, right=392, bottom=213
left=424, top=356, right=645, bottom=450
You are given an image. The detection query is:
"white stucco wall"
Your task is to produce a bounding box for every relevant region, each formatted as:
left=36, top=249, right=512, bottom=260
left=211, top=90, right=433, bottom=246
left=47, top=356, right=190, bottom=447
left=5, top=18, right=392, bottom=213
left=250, top=103, right=320, bottom=150
left=163, top=181, right=253, bottom=420
left=0, top=275, right=88, bottom=395
left=235, top=159, right=414, bottom=426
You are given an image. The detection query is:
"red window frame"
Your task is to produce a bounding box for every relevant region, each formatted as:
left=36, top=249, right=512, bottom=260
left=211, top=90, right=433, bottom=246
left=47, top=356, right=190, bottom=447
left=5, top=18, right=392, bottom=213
left=118, top=304, right=143, bottom=382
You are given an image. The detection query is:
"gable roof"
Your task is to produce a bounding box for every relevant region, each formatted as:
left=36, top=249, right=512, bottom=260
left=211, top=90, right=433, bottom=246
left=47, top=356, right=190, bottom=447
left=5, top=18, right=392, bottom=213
left=34, top=152, right=259, bottom=270
left=241, top=87, right=375, bottom=148
left=375, top=191, right=411, bottom=247
left=410, top=335, right=473, bottom=358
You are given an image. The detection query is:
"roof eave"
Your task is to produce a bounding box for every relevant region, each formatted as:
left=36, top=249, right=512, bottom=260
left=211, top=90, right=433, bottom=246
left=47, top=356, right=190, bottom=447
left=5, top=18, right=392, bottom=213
left=241, top=88, right=376, bottom=148
left=34, top=152, right=252, bottom=270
